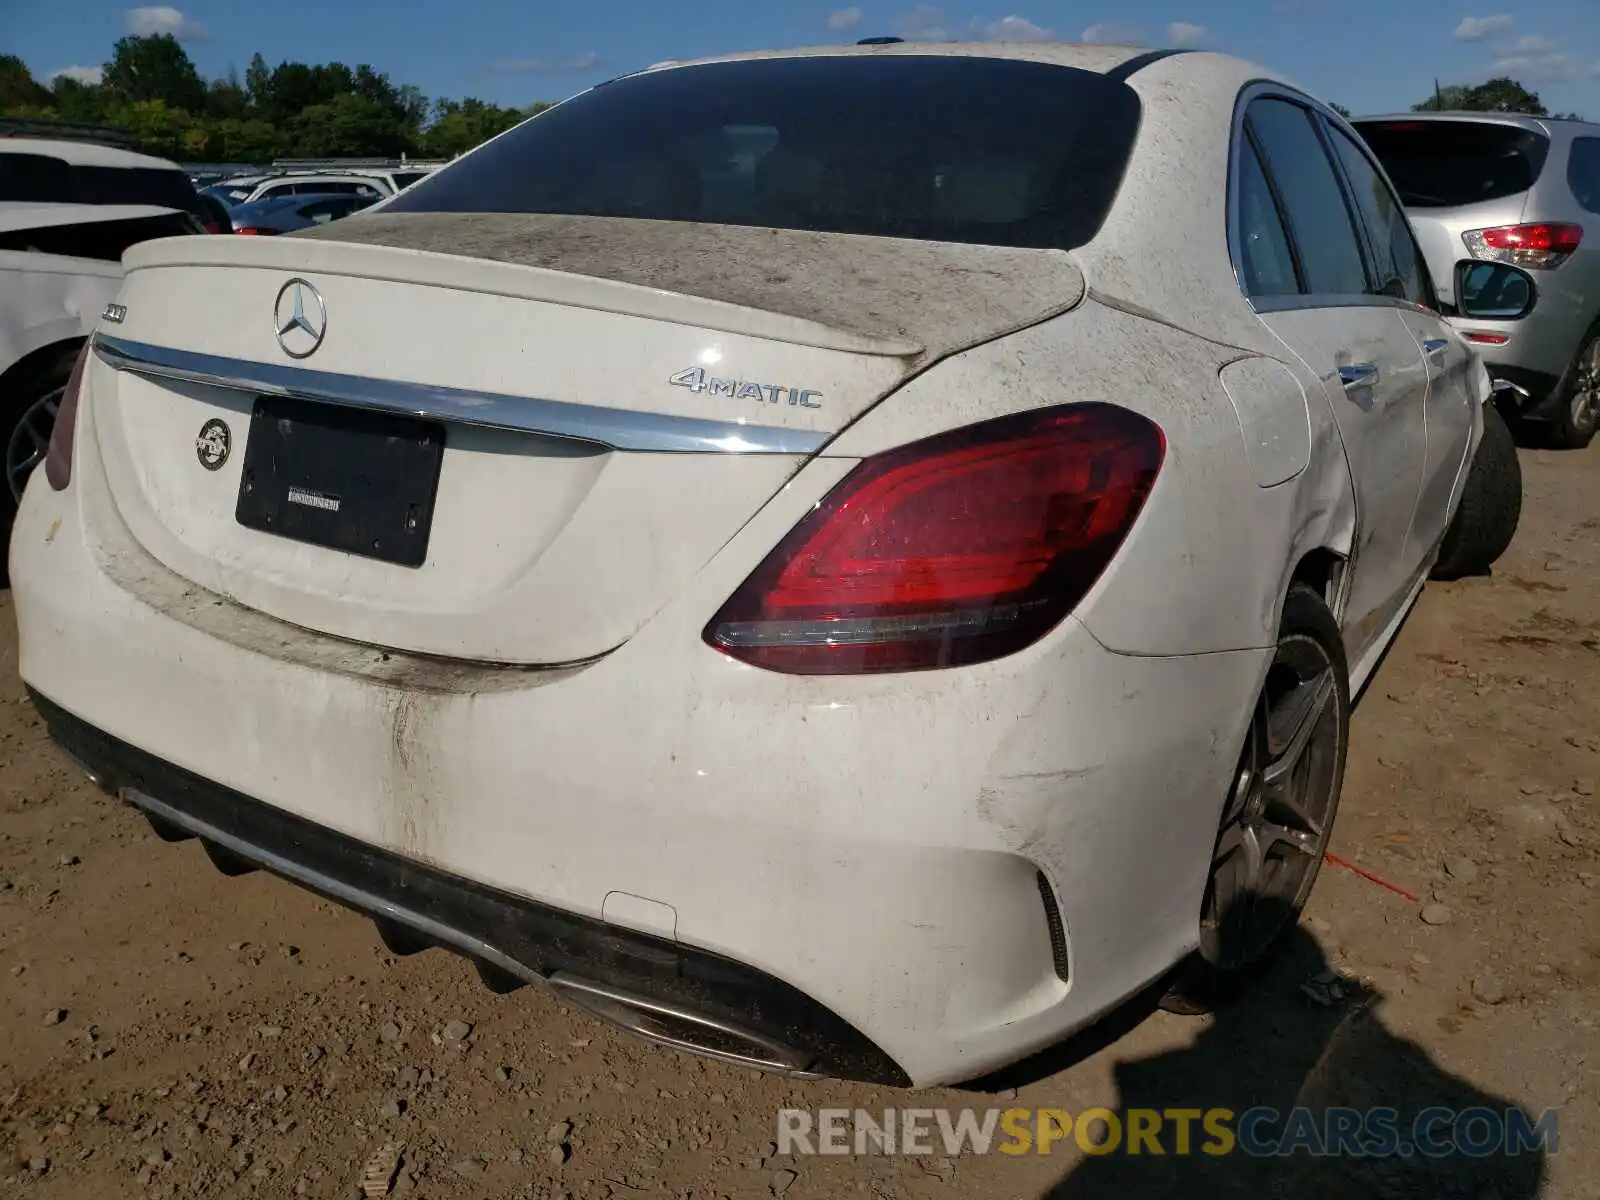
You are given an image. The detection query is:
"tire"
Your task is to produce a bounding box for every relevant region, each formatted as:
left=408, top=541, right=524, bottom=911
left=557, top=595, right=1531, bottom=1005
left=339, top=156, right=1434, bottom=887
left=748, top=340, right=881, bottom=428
left=0, top=346, right=77, bottom=586
left=1161, top=582, right=1351, bottom=1015
left=1430, top=404, right=1522, bottom=581
left=1547, top=322, right=1600, bottom=450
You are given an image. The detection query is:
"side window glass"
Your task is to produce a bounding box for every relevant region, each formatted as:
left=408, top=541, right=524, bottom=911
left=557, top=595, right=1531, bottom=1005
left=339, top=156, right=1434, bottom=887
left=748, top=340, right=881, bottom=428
left=1327, top=123, right=1433, bottom=308
left=1570, top=138, right=1600, bottom=215
left=1235, top=136, right=1300, bottom=297
left=1246, top=99, right=1369, bottom=296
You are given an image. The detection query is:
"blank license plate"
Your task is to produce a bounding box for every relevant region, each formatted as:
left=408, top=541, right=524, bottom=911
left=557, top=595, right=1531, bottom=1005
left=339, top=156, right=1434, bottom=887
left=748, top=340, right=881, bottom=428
left=235, top=396, right=445, bottom=568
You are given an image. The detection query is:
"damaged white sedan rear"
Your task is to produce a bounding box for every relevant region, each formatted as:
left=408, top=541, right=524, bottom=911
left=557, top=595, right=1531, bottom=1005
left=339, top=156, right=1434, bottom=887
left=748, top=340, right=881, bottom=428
left=11, top=42, right=1530, bottom=1087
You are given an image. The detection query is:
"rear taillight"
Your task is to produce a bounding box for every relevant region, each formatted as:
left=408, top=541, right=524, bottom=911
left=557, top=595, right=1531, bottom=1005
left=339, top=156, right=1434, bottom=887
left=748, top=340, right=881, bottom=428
left=1463, top=223, right=1583, bottom=269
left=703, top=403, right=1165, bottom=674
left=233, top=227, right=277, bottom=236
left=44, top=341, right=92, bottom=491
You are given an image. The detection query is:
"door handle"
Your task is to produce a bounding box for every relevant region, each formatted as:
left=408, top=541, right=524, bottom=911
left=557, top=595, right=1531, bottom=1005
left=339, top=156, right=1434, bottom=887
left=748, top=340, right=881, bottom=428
left=1422, top=338, right=1450, bottom=358
left=1339, top=363, right=1380, bottom=388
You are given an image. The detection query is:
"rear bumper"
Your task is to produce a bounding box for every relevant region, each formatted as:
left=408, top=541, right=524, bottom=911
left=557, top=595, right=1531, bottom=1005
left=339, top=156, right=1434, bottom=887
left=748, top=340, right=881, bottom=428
left=33, top=690, right=906, bottom=1085
left=11, top=388, right=1271, bottom=1086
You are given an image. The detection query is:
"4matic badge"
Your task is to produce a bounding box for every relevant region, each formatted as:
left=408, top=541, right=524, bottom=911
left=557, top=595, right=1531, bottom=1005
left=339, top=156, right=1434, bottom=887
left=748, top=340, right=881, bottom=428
left=669, top=368, right=822, bottom=409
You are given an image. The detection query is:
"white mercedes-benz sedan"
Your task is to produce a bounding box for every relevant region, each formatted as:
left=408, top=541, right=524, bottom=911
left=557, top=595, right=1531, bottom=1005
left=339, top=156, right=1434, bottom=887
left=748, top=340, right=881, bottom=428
left=12, top=41, right=1532, bottom=1088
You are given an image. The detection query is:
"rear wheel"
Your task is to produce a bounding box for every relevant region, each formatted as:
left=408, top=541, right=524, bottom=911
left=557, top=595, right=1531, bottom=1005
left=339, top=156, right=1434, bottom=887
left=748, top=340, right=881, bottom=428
left=1162, top=582, right=1349, bottom=1014
left=1548, top=324, right=1599, bottom=450
left=1430, top=404, right=1522, bottom=581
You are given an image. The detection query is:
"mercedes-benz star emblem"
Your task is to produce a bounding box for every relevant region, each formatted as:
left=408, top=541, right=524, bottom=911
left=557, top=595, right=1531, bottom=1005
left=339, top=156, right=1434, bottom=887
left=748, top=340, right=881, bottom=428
left=273, top=277, right=327, bottom=359
left=196, top=418, right=231, bottom=470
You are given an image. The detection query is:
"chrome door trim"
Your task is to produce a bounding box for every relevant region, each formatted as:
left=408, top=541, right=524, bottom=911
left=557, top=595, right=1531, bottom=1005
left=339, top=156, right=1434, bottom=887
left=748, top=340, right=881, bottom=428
left=93, top=334, right=830, bottom=456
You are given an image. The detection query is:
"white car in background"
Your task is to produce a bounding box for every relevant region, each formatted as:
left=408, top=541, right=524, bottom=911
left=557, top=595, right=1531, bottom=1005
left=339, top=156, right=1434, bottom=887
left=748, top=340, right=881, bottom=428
left=13, top=42, right=1532, bottom=1087
left=0, top=201, right=202, bottom=573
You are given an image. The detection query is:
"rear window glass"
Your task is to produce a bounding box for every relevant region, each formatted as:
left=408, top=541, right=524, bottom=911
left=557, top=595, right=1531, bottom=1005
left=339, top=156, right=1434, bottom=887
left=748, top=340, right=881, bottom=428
left=75, top=165, right=200, bottom=213
left=386, top=55, right=1142, bottom=250
left=1353, top=120, right=1550, bottom=208
left=0, top=211, right=202, bottom=260
left=0, top=152, right=77, bottom=202
left=391, top=171, right=429, bottom=188
left=1569, top=137, right=1600, bottom=215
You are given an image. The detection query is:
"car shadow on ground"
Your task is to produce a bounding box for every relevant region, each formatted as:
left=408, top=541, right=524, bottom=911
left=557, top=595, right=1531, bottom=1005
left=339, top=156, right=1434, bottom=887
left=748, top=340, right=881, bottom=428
left=965, top=908, right=1548, bottom=1200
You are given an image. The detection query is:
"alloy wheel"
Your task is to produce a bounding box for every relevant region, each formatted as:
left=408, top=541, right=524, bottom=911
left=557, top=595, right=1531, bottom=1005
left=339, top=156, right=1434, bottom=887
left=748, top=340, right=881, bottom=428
left=6, top=387, right=62, bottom=505
left=1199, top=633, right=1342, bottom=970
left=1573, top=336, right=1600, bottom=435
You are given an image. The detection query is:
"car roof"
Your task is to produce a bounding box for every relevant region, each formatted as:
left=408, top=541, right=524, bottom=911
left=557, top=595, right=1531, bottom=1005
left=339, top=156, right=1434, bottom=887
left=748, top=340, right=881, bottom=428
left=0, top=137, right=182, bottom=170
left=643, top=39, right=1161, bottom=75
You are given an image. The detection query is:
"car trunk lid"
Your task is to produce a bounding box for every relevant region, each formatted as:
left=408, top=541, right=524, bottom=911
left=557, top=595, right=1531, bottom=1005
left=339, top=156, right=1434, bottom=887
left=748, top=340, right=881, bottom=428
left=90, top=219, right=1084, bottom=664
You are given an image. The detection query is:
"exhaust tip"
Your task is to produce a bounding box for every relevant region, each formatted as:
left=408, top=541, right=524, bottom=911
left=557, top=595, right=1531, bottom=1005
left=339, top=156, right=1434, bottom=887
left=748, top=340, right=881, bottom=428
left=548, top=972, right=820, bottom=1077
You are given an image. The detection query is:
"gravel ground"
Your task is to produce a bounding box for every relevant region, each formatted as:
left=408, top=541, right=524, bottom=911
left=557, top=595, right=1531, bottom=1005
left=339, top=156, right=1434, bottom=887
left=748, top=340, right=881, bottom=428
left=1, top=440, right=1596, bottom=1199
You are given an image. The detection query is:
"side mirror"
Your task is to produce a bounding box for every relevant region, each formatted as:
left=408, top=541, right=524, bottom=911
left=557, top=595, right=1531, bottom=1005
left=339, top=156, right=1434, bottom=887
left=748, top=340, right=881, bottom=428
left=1453, top=260, right=1538, bottom=321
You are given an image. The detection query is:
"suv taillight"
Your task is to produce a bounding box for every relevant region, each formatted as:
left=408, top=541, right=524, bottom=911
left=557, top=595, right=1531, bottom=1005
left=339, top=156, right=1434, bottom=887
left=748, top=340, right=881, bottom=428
left=702, top=403, right=1164, bottom=675
left=45, top=341, right=92, bottom=491
left=1463, top=223, right=1583, bottom=269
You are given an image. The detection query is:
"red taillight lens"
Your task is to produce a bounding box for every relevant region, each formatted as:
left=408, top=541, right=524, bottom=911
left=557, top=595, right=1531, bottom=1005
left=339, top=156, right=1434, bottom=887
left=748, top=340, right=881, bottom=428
left=44, top=341, right=92, bottom=491
left=233, top=227, right=277, bottom=236
left=1464, top=223, right=1582, bottom=269
left=703, top=403, right=1165, bottom=674
left=1461, top=331, right=1510, bottom=345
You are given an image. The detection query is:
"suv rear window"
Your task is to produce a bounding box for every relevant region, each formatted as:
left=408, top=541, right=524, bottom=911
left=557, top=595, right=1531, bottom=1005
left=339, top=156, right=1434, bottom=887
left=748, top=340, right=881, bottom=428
left=76, top=165, right=201, bottom=213
left=0, top=153, right=201, bottom=215
left=1352, top=119, right=1550, bottom=208
left=386, top=55, right=1142, bottom=250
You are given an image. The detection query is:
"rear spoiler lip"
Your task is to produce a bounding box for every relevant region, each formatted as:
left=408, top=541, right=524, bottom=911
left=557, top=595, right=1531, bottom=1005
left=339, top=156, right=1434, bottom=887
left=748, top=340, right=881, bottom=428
left=121, top=232, right=928, bottom=360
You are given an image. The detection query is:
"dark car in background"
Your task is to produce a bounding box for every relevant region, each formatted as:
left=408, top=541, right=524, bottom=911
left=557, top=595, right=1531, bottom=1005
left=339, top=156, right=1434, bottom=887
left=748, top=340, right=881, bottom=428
left=228, top=191, right=379, bottom=235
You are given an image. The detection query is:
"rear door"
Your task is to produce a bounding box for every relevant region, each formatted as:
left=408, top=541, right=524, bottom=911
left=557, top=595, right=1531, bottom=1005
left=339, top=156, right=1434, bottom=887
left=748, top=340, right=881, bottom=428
left=1322, top=116, right=1478, bottom=563
left=1237, top=94, right=1431, bottom=661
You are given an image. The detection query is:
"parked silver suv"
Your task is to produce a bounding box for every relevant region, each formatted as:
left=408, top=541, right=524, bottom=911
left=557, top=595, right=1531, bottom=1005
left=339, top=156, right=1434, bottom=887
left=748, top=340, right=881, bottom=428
left=1353, top=113, right=1600, bottom=448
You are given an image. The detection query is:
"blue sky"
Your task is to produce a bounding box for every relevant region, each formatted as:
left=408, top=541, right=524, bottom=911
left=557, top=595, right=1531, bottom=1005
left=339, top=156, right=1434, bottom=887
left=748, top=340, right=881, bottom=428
left=5, top=2, right=1599, bottom=117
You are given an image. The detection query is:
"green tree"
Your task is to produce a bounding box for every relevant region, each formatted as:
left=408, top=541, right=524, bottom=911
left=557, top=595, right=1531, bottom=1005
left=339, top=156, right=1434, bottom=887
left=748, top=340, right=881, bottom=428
left=421, top=97, right=530, bottom=158
left=244, top=53, right=271, bottom=111
left=103, top=98, right=193, bottom=158
left=1329, top=102, right=1352, bottom=119
left=50, top=76, right=109, bottom=123
left=103, top=34, right=205, bottom=113
left=289, top=92, right=412, bottom=157
left=0, top=54, right=52, bottom=108
left=1413, top=77, right=1547, bottom=116
left=205, top=71, right=250, bottom=120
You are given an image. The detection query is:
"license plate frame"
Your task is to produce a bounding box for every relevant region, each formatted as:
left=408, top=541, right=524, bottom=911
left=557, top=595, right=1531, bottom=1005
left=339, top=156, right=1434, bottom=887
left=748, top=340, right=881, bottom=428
left=234, top=396, right=446, bottom=568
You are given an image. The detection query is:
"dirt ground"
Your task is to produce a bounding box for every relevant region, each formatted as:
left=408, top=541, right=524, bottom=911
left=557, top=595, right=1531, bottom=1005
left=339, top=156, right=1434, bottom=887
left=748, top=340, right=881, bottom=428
left=1, top=439, right=1596, bottom=1200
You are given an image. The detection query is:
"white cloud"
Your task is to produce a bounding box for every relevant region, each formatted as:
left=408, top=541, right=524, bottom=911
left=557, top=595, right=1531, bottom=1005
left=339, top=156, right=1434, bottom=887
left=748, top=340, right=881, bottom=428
left=1486, top=51, right=1600, bottom=84
left=491, top=52, right=603, bottom=74
left=896, top=5, right=953, bottom=40
left=48, top=65, right=105, bottom=86
left=1166, top=21, right=1208, bottom=46
left=1081, top=21, right=1144, bottom=45
left=1508, top=34, right=1556, bottom=54
left=1454, top=14, right=1514, bottom=42
left=981, top=15, right=1053, bottom=41
left=827, top=7, right=864, bottom=29
left=124, top=6, right=206, bottom=40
